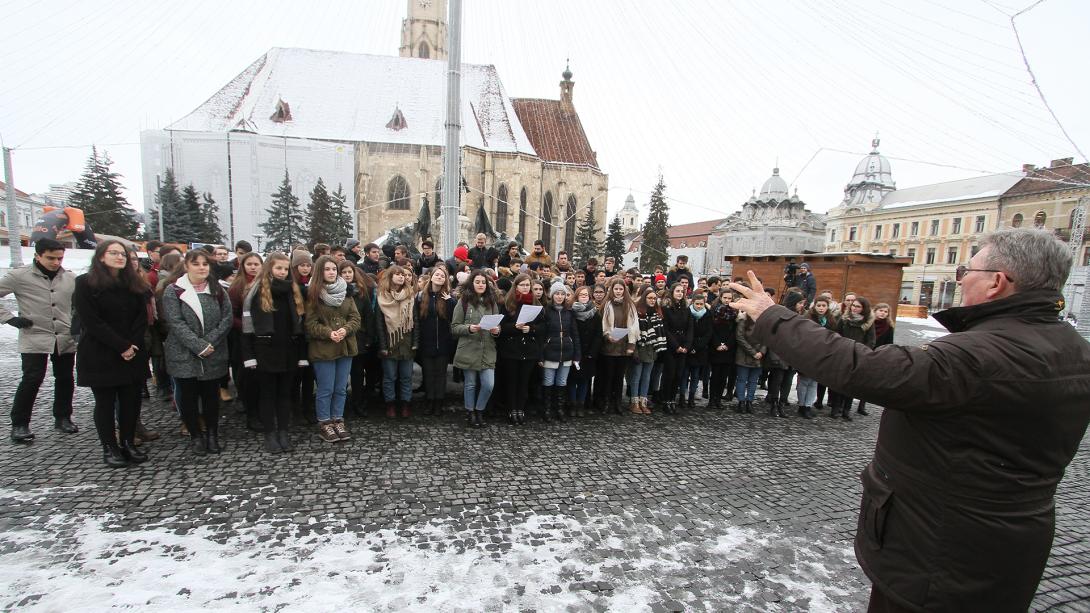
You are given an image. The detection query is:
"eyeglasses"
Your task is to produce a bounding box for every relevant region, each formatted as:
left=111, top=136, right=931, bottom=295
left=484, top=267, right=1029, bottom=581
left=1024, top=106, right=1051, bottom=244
left=955, top=265, right=1013, bottom=283
left=104, top=250, right=128, bottom=257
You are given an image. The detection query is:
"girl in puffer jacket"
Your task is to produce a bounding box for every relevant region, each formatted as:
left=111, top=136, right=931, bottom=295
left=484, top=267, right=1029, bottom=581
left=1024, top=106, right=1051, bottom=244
left=539, top=281, right=581, bottom=422
left=830, top=295, right=876, bottom=420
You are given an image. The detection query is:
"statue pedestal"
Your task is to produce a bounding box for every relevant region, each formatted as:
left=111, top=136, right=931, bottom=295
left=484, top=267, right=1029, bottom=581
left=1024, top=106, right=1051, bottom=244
left=433, top=214, right=473, bottom=250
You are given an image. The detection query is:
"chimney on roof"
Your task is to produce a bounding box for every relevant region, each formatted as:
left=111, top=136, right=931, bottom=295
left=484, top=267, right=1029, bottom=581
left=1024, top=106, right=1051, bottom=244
left=559, top=61, right=574, bottom=116
left=1022, top=163, right=1036, bottom=174
left=1050, top=157, right=1074, bottom=168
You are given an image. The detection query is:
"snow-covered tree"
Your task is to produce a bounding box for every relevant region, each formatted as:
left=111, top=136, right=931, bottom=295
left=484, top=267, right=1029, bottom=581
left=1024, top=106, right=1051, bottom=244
left=69, top=147, right=140, bottom=239
left=603, top=214, right=627, bottom=269
left=260, top=171, right=304, bottom=252
left=639, top=174, right=670, bottom=274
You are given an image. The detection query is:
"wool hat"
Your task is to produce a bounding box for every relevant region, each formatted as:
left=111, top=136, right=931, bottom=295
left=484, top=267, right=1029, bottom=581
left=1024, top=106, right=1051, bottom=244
left=345, top=239, right=360, bottom=250
left=453, top=245, right=470, bottom=262
left=654, top=273, right=667, bottom=283
left=291, top=249, right=313, bottom=268
left=549, top=280, right=572, bottom=298
left=799, top=262, right=811, bottom=270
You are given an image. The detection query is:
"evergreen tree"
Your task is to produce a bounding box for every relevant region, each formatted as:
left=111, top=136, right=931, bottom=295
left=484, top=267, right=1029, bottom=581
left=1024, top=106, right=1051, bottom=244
left=177, top=184, right=204, bottom=244
left=572, top=203, right=603, bottom=266
left=329, top=183, right=355, bottom=246
left=260, top=171, right=304, bottom=252
left=639, top=174, right=671, bottom=274
left=306, top=178, right=334, bottom=246
left=200, top=192, right=226, bottom=244
left=603, top=214, right=627, bottom=268
left=68, top=147, right=140, bottom=239
left=147, top=168, right=185, bottom=242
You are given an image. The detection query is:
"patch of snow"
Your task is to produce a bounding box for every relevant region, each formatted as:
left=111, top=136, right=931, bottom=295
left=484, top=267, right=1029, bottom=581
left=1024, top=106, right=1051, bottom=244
left=0, top=485, right=98, bottom=502
left=0, top=247, right=96, bottom=275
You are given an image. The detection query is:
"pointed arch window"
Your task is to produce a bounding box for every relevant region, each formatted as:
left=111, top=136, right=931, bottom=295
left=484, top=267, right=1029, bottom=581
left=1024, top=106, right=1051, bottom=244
left=496, top=184, right=508, bottom=233
left=418, top=42, right=430, bottom=59
left=564, top=195, right=577, bottom=254
left=540, top=191, right=554, bottom=249
left=388, top=175, right=411, bottom=210
left=518, top=187, right=528, bottom=239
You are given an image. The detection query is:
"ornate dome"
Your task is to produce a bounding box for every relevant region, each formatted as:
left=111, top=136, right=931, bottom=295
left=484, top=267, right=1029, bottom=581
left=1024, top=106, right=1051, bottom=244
left=843, top=137, right=896, bottom=207
left=621, top=193, right=638, bottom=212
left=758, top=167, right=790, bottom=201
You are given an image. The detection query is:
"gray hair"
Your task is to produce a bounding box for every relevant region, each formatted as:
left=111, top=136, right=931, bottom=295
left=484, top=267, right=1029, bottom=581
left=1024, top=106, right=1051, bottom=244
left=980, top=228, right=1072, bottom=292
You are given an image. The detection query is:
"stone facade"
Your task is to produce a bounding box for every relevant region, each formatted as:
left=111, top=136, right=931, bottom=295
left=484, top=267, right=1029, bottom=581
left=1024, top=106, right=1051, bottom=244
left=400, top=0, right=448, bottom=61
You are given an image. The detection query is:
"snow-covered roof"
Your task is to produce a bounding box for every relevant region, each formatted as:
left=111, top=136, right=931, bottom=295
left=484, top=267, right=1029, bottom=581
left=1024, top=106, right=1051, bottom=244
left=169, top=47, right=537, bottom=155
left=878, top=173, right=1022, bottom=210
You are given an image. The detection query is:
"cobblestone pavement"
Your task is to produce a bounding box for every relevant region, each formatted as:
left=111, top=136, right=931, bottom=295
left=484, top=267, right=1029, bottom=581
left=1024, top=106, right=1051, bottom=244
left=0, top=315, right=1087, bottom=611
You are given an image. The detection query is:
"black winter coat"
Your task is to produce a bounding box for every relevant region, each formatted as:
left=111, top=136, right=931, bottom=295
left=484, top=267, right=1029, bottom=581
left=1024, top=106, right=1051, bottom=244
left=497, top=302, right=543, bottom=361
left=73, top=274, right=148, bottom=388
left=753, top=290, right=1090, bottom=611
left=241, top=280, right=303, bottom=373
left=347, top=283, right=378, bottom=352
left=574, top=310, right=603, bottom=364
left=687, top=310, right=712, bottom=366
left=662, top=305, right=693, bottom=353
left=708, top=305, right=737, bottom=365
left=540, top=306, right=581, bottom=363
left=837, top=314, right=876, bottom=347
left=415, top=290, right=456, bottom=358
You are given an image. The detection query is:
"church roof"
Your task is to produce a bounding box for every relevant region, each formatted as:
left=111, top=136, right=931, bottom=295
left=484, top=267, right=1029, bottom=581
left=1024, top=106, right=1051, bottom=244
left=621, top=193, right=638, bottom=212
left=843, top=138, right=897, bottom=206
left=877, top=173, right=1022, bottom=210
left=627, top=218, right=728, bottom=249
left=758, top=168, right=790, bottom=201
left=168, top=47, right=536, bottom=155
left=510, top=98, right=599, bottom=169
left=1002, top=162, right=1090, bottom=198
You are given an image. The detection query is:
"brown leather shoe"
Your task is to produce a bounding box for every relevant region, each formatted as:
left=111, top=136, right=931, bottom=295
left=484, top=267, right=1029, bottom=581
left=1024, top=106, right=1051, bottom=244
left=318, top=421, right=339, bottom=443
left=400, top=402, right=411, bottom=419
left=332, top=419, right=351, bottom=441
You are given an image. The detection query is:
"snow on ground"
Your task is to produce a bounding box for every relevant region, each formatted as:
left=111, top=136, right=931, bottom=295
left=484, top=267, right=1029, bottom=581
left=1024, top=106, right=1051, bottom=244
left=0, top=247, right=97, bottom=275
left=0, top=489, right=858, bottom=611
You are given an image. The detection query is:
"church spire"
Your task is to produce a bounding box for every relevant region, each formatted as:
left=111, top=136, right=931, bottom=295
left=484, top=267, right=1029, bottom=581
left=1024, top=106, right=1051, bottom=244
left=560, top=60, right=575, bottom=115
left=400, top=0, right=448, bottom=60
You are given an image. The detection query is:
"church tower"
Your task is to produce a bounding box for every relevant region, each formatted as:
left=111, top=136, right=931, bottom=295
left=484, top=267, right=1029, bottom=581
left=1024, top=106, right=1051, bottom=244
left=400, top=0, right=448, bottom=60
left=618, top=193, right=640, bottom=233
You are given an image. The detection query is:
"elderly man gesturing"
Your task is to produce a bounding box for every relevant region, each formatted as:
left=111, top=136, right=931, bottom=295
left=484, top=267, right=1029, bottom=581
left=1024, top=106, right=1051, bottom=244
left=729, top=228, right=1090, bottom=613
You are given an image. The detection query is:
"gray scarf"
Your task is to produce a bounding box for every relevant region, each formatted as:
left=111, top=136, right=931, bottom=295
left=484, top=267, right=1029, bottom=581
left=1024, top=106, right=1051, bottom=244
left=572, top=301, right=597, bottom=322
left=320, top=277, right=347, bottom=307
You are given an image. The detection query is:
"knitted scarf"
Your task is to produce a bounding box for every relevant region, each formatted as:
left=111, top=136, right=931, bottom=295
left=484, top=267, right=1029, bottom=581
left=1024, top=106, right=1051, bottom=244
left=320, top=277, right=347, bottom=307
left=571, top=301, right=597, bottom=322
left=689, top=304, right=707, bottom=320
left=378, top=285, right=414, bottom=348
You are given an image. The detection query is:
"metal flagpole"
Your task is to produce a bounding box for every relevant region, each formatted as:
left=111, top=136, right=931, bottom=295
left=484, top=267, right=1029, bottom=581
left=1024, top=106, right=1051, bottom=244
left=440, top=0, right=463, bottom=258
left=4, top=147, right=24, bottom=267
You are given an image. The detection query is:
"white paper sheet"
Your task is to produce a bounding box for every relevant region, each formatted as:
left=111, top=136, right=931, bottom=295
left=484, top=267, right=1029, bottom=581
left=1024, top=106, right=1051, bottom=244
left=609, top=327, right=629, bottom=341
left=515, top=304, right=542, bottom=325
left=477, top=314, right=504, bottom=330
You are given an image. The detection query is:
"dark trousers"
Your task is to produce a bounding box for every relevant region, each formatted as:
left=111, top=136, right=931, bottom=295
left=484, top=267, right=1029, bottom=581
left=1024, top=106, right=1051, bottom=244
left=504, top=359, right=535, bottom=413
left=349, top=354, right=367, bottom=409
left=420, top=354, right=449, bottom=400
left=765, top=368, right=794, bottom=404
left=91, top=384, right=140, bottom=447
left=659, top=351, right=688, bottom=402
left=256, top=370, right=293, bottom=432
left=293, top=365, right=314, bottom=410
left=709, top=362, right=732, bottom=403
left=597, top=355, right=629, bottom=407
left=175, top=378, right=221, bottom=438
left=12, top=351, right=75, bottom=427
left=815, top=383, right=827, bottom=407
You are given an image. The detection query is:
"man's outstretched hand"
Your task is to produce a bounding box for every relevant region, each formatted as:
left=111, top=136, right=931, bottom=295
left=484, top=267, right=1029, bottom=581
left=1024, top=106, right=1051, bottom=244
left=728, top=271, right=776, bottom=321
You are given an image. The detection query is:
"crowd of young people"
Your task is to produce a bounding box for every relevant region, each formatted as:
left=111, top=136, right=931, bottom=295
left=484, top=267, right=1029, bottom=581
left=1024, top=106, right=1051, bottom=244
left=3, top=236, right=893, bottom=467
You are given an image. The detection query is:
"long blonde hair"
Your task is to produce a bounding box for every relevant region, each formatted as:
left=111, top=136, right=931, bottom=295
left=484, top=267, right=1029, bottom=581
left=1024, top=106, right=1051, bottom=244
left=258, top=252, right=304, bottom=315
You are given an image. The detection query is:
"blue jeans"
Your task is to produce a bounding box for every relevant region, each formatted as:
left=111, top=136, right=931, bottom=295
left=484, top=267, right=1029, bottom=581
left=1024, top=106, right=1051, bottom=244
left=543, top=364, right=571, bottom=387
left=628, top=361, right=654, bottom=398
left=735, top=365, right=761, bottom=402
left=313, top=357, right=352, bottom=421
left=796, top=376, right=818, bottom=407
left=382, top=358, right=414, bottom=402
left=463, top=369, right=495, bottom=411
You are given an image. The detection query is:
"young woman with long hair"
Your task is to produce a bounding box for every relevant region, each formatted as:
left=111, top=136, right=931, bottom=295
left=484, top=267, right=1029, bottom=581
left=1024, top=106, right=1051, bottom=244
left=241, top=253, right=305, bottom=452
left=162, top=249, right=234, bottom=455
left=680, top=291, right=712, bottom=409
left=707, top=288, right=737, bottom=410
left=290, top=249, right=316, bottom=423
left=630, top=287, right=667, bottom=414
left=598, top=277, right=639, bottom=415
left=376, top=264, right=418, bottom=418
left=852, top=302, right=896, bottom=417
left=763, top=290, right=806, bottom=418
left=567, top=285, right=602, bottom=418
left=338, top=261, right=378, bottom=417
left=659, top=283, right=693, bottom=414
left=734, top=308, right=766, bottom=415
left=227, top=251, right=263, bottom=430
left=808, top=297, right=837, bottom=412
left=497, top=273, right=543, bottom=423
left=830, top=295, right=876, bottom=420
left=539, top=281, right=581, bottom=422
left=452, top=271, right=502, bottom=427
left=415, top=266, right=455, bottom=416
left=305, top=255, right=361, bottom=442
left=74, top=240, right=151, bottom=467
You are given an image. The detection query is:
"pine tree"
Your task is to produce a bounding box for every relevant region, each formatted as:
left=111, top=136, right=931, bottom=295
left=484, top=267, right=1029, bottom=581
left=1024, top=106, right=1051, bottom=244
left=329, top=183, right=355, bottom=246
left=572, top=203, right=603, bottom=266
left=604, top=214, right=627, bottom=268
left=306, top=178, right=334, bottom=246
left=177, top=184, right=205, bottom=244
left=260, top=171, right=304, bottom=252
left=639, top=174, right=671, bottom=274
left=147, top=168, right=185, bottom=242
left=68, top=147, right=140, bottom=239
left=200, top=192, right=226, bottom=244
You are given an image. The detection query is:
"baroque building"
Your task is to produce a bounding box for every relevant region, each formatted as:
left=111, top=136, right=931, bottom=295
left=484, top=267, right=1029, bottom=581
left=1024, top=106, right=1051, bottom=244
left=617, top=193, right=640, bottom=234
left=704, top=166, right=826, bottom=272
left=140, top=0, right=608, bottom=252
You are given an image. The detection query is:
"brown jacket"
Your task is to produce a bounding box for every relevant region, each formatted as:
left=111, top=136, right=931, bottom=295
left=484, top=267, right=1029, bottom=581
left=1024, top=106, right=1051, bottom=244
left=752, top=289, right=1090, bottom=612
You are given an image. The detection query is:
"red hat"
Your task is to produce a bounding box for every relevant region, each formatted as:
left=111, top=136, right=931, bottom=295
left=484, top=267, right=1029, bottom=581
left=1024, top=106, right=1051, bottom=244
left=654, top=274, right=666, bottom=283
left=453, top=245, right=469, bottom=261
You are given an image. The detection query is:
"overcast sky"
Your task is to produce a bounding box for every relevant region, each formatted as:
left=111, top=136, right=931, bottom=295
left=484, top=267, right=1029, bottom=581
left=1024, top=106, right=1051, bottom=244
left=2, top=0, right=1087, bottom=226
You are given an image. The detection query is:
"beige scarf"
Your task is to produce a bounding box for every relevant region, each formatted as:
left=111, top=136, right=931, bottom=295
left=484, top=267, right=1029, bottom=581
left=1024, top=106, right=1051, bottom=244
left=378, top=286, right=414, bottom=348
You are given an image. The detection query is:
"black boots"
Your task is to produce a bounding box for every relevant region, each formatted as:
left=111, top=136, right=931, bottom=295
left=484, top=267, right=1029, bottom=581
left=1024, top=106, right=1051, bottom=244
left=120, top=440, right=148, bottom=464
left=206, top=429, right=223, bottom=454
left=277, top=430, right=294, bottom=452
left=10, top=425, right=34, bottom=443
left=857, top=401, right=869, bottom=416
left=467, top=411, right=484, bottom=429
left=555, top=388, right=567, bottom=422
left=54, top=418, right=79, bottom=434
left=264, top=431, right=283, bottom=454
left=776, top=402, right=787, bottom=418
left=102, top=444, right=127, bottom=468
left=190, top=436, right=208, bottom=456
